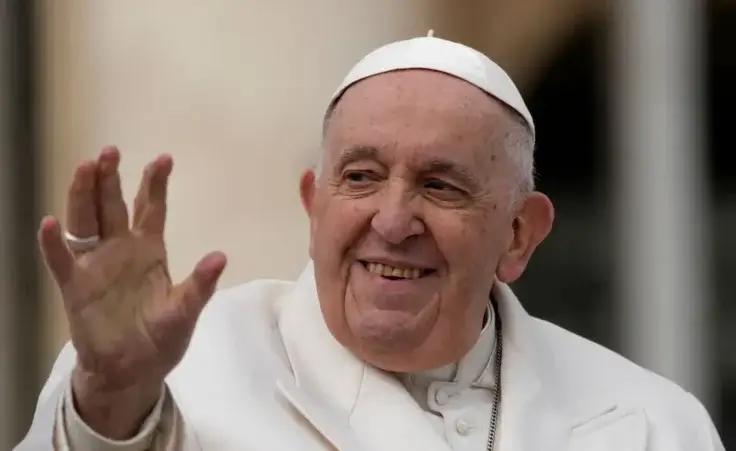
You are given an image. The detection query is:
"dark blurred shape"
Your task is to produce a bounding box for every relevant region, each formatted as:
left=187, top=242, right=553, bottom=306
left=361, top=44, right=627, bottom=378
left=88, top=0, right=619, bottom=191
left=0, top=0, right=43, bottom=448
left=708, top=2, right=736, bottom=440
left=515, top=3, right=735, bottom=444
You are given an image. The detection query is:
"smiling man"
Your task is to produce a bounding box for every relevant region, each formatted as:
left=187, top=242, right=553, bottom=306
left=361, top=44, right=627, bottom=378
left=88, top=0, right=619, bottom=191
left=17, top=34, right=724, bottom=451
left=306, top=63, right=546, bottom=376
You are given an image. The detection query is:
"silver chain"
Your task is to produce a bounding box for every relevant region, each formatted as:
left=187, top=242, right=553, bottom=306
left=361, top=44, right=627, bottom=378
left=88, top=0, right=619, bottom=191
left=485, top=312, right=503, bottom=451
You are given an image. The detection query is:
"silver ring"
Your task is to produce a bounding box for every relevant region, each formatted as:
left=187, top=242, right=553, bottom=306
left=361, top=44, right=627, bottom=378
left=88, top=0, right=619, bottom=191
left=64, top=231, right=100, bottom=252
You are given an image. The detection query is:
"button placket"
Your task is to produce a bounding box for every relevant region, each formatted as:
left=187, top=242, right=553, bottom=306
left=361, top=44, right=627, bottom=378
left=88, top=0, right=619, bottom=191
left=455, top=418, right=474, bottom=436
left=436, top=387, right=494, bottom=448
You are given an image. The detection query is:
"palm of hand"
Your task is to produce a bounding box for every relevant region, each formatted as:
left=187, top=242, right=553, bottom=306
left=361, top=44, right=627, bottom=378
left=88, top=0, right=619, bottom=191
left=39, top=148, right=226, bottom=392
left=69, top=236, right=180, bottom=388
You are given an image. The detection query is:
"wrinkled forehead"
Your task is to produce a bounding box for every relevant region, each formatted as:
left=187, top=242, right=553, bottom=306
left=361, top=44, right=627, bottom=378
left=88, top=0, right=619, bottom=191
left=324, top=70, right=513, bottom=172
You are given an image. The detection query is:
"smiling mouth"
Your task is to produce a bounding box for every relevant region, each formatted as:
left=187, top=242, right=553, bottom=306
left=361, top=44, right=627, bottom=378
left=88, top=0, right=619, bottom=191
left=359, top=261, right=437, bottom=280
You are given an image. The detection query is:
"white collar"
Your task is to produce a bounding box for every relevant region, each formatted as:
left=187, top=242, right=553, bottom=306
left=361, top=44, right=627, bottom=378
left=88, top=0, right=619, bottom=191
left=277, top=262, right=582, bottom=451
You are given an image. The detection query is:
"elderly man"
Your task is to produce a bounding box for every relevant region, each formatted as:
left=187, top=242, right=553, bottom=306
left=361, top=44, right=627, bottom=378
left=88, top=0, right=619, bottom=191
left=16, top=34, right=724, bottom=451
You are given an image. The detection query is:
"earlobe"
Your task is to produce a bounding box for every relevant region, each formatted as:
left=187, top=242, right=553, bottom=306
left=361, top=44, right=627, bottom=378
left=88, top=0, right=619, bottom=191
left=299, top=169, right=317, bottom=216
left=496, top=193, right=555, bottom=283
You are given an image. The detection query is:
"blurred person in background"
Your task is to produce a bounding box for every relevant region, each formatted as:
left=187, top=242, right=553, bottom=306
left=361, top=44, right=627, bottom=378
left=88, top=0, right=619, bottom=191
left=15, top=34, right=725, bottom=451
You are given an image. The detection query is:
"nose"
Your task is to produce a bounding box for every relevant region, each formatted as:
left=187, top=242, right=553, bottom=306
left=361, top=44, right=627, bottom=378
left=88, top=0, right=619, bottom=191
left=370, top=187, right=425, bottom=244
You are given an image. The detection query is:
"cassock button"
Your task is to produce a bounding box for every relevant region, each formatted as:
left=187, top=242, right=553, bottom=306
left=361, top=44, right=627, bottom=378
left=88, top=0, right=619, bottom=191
left=434, top=389, right=450, bottom=405
left=455, top=419, right=473, bottom=436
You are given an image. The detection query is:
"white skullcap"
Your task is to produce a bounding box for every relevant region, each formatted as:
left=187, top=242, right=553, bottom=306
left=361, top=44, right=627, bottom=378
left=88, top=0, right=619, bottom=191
left=326, top=31, right=535, bottom=138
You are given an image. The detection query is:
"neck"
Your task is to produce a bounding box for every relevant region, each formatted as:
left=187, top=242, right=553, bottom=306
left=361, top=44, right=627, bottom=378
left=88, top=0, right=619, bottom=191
left=397, top=300, right=497, bottom=395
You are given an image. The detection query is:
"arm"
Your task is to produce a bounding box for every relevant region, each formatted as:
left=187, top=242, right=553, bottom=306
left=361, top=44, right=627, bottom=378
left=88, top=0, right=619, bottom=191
left=13, top=342, right=188, bottom=451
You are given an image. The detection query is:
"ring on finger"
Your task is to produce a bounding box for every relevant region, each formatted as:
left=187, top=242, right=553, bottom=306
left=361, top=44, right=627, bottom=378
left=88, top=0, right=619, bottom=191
left=64, top=231, right=101, bottom=252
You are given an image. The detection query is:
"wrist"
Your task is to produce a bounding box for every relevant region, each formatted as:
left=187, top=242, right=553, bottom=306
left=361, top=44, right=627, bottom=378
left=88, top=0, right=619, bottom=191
left=71, top=366, right=163, bottom=440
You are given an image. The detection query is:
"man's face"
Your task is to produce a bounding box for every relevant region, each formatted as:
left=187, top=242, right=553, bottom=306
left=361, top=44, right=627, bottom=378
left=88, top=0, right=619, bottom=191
left=301, top=70, right=551, bottom=372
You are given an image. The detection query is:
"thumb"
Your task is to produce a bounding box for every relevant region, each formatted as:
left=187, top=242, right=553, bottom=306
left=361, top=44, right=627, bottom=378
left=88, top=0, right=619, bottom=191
left=174, top=251, right=227, bottom=322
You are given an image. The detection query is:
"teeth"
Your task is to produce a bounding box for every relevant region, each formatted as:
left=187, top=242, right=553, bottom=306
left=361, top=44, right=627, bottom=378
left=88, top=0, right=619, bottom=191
left=366, top=262, right=425, bottom=279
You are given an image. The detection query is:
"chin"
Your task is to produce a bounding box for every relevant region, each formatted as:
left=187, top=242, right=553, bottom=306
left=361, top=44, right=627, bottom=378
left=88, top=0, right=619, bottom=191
left=346, top=307, right=480, bottom=372
left=356, top=314, right=426, bottom=349
left=345, top=309, right=435, bottom=368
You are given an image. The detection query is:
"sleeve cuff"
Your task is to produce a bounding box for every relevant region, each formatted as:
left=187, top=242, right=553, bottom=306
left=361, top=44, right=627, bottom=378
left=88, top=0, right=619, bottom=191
left=56, top=377, right=167, bottom=451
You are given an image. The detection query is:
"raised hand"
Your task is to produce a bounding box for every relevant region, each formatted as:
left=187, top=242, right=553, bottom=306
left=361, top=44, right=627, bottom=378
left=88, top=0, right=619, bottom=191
left=38, top=147, right=227, bottom=438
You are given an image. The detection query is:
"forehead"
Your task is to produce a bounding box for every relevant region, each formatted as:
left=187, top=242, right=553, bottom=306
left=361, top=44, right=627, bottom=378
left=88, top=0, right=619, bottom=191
left=325, top=70, right=512, bottom=172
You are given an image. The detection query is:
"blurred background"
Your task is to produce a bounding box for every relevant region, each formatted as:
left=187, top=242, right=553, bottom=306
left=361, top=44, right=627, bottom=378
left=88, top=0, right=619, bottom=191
left=1, top=0, right=733, bottom=448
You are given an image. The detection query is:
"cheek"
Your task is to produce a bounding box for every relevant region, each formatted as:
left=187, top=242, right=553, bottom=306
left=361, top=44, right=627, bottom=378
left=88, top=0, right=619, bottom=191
left=431, top=212, right=504, bottom=286
left=313, top=201, right=372, bottom=262
left=432, top=212, right=489, bottom=261
left=433, top=220, right=501, bottom=328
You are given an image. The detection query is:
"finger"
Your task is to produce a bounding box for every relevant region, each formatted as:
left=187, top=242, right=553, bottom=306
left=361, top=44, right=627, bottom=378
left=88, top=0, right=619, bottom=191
left=38, top=216, right=75, bottom=288
left=172, top=251, right=227, bottom=323
left=132, top=154, right=173, bottom=236
left=65, top=159, right=99, bottom=250
left=96, top=146, right=130, bottom=237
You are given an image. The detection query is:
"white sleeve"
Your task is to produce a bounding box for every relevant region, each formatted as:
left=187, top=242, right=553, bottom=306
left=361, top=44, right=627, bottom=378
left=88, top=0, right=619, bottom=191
left=55, top=378, right=167, bottom=451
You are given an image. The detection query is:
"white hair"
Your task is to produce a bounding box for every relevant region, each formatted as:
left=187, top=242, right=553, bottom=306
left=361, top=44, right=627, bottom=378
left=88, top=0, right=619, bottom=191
left=316, top=103, right=536, bottom=207
left=502, top=112, right=536, bottom=204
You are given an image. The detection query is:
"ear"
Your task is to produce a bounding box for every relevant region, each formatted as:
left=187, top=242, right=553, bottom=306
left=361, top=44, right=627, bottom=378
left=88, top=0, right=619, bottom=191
left=300, top=169, right=318, bottom=258
left=496, top=192, right=554, bottom=283
left=299, top=168, right=317, bottom=216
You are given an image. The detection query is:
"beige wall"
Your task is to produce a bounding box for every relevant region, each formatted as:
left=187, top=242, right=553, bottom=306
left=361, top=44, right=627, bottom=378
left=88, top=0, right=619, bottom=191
left=38, top=0, right=456, bottom=369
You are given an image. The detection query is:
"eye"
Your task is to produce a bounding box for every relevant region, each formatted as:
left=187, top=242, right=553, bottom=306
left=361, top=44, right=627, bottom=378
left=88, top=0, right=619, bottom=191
left=344, top=171, right=373, bottom=183
left=422, top=179, right=469, bottom=204
left=341, top=170, right=381, bottom=190
left=424, top=179, right=458, bottom=192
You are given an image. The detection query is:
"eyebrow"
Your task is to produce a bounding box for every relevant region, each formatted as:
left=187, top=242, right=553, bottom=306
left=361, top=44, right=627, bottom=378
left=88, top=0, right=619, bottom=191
left=334, top=146, right=380, bottom=170
left=334, top=145, right=482, bottom=190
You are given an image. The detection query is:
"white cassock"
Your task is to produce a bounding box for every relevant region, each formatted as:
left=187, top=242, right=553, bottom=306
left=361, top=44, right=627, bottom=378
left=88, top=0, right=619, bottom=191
left=15, top=261, right=725, bottom=451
